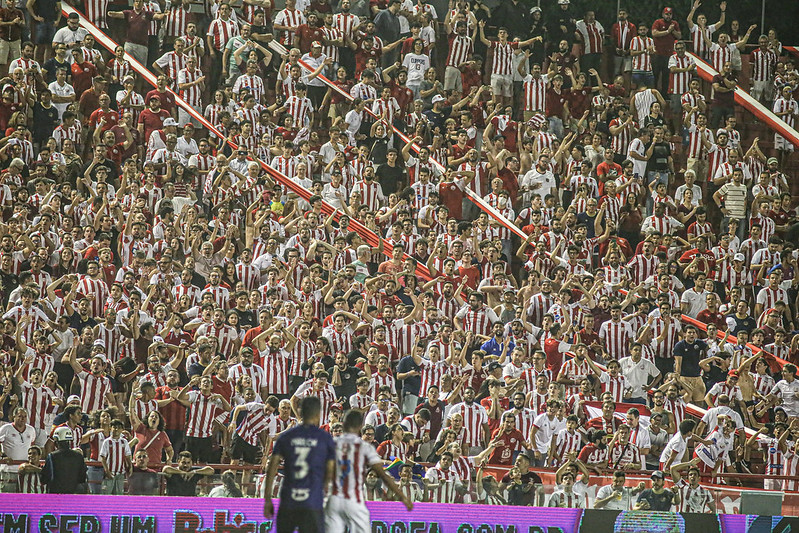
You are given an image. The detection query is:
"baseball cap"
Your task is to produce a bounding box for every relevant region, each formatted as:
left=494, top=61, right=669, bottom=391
left=487, top=362, right=502, bottom=371
left=767, top=157, right=779, bottom=165
left=728, top=369, right=740, bottom=378
left=66, top=395, right=81, bottom=404
left=531, top=6, right=541, bottom=13
left=733, top=253, right=745, bottom=262
left=163, top=118, right=178, bottom=127
left=651, top=470, right=665, bottom=479
left=557, top=0, right=569, bottom=4
left=662, top=7, right=673, bottom=15
left=431, top=95, right=446, bottom=104
left=311, top=41, right=323, bottom=48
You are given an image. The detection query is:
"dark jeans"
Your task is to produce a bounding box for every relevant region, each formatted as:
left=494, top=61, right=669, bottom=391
left=711, top=105, right=734, bottom=129
left=581, top=53, right=602, bottom=77
left=655, top=356, right=674, bottom=376
left=652, top=54, right=670, bottom=95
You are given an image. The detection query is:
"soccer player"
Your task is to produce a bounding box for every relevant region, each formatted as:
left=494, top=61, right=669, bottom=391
left=326, top=410, right=412, bottom=532
left=263, top=396, right=336, bottom=533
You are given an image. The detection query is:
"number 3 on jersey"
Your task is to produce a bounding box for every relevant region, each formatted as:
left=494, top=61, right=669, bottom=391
left=294, top=446, right=310, bottom=479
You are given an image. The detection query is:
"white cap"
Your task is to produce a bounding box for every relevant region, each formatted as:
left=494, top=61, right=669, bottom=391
left=163, top=118, right=178, bottom=127
left=52, top=426, right=74, bottom=442
left=733, top=253, right=745, bottom=262
left=558, top=0, right=570, bottom=4
left=431, top=94, right=446, bottom=104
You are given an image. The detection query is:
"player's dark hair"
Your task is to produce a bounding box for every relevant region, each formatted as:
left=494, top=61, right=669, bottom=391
left=300, top=396, right=322, bottom=421
left=343, top=409, right=364, bottom=431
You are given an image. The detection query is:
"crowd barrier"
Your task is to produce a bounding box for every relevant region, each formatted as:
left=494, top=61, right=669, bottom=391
left=687, top=51, right=799, bottom=147
left=3, top=494, right=799, bottom=533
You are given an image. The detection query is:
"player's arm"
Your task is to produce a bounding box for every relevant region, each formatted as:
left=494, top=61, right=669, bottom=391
left=372, top=463, right=413, bottom=510
left=324, top=458, right=336, bottom=492
left=263, top=452, right=283, bottom=517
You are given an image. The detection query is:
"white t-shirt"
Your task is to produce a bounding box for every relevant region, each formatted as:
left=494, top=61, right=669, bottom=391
left=0, top=422, right=36, bottom=466
left=48, top=80, right=75, bottom=119
left=402, top=53, right=431, bottom=85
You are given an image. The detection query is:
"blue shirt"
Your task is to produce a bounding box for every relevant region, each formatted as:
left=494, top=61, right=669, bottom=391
left=272, top=424, right=336, bottom=509
left=480, top=337, right=515, bottom=357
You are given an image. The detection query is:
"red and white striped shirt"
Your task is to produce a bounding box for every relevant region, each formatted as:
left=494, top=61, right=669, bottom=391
left=523, top=74, right=548, bottom=112
left=99, top=435, right=131, bottom=474
left=668, top=54, right=694, bottom=95
left=488, top=40, right=518, bottom=76
left=630, top=36, right=654, bottom=72
left=195, top=322, right=238, bottom=358
left=332, top=12, right=359, bottom=40
left=235, top=402, right=275, bottom=446
left=627, top=254, right=660, bottom=285
left=690, top=23, right=717, bottom=58
left=234, top=74, right=265, bottom=104
left=446, top=34, right=473, bottom=68
left=332, top=432, right=382, bottom=503
left=575, top=20, right=604, bottom=54
left=448, top=402, right=488, bottom=447
left=185, top=390, right=223, bottom=438
left=77, top=371, right=112, bottom=414
left=164, top=5, right=190, bottom=38
left=425, top=466, right=460, bottom=503
left=207, top=17, right=239, bottom=51
left=21, top=382, right=54, bottom=429
left=551, top=428, right=582, bottom=466
left=709, top=42, right=733, bottom=72
left=274, top=8, right=305, bottom=44
left=418, top=358, right=448, bottom=397
left=504, top=407, right=537, bottom=441
left=751, top=48, right=777, bottom=82
left=177, top=67, right=204, bottom=108
left=84, top=0, right=110, bottom=28
left=599, top=319, right=633, bottom=361
left=261, top=349, right=291, bottom=395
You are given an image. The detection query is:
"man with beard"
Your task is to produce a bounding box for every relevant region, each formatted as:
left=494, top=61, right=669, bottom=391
left=447, top=387, right=490, bottom=454
left=454, top=291, right=499, bottom=340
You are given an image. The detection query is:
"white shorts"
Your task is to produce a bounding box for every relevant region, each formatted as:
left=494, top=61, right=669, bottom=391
left=751, top=80, right=774, bottom=101
left=325, top=494, right=371, bottom=533
left=491, top=73, right=513, bottom=97
left=775, top=134, right=794, bottom=152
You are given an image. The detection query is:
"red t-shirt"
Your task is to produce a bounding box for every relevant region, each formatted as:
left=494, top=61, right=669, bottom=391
left=651, top=19, right=680, bottom=55
left=71, top=61, right=97, bottom=95
left=89, top=108, right=119, bottom=132
left=145, top=89, right=176, bottom=117
left=546, top=87, right=567, bottom=118
left=295, top=24, right=325, bottom=54
left=438, top=180, right=464, bottom=220
left=137, top=108, right=170, bottom=146
left=487, top=427, right=526, bottom=465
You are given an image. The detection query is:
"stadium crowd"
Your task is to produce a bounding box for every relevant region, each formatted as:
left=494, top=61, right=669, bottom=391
left=0, top=0, right=796, bottom=512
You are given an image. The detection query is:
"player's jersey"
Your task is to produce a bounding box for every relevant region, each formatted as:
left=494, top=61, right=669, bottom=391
left=272, top=424, right=336, bottom=509
left=331, top=432, right=382, bottom=504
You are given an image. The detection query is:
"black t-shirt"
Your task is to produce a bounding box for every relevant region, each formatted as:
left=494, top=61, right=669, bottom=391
left=726, top=313, right=757, bottom=335
left=333, top=364, right=360, bottom=400
left=637, top=488, right=676, bottom=511
left=165, top=468, right=202, bottom=496
left=42, top=57, right=70, bottom=83
left=645, top=141, right=671, bottom=173
left=673, top=339, right=707, bottom=378
left=423, top=106, right=451, bottom=133
left=232, top=308, right=256, bottom=329
left=396, top=355, right=421, bottom=396
left=376, top=163, right=406, bottom=195
left=33, top=103, right=60, bottom=143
